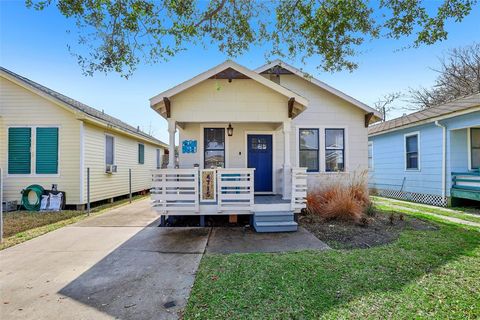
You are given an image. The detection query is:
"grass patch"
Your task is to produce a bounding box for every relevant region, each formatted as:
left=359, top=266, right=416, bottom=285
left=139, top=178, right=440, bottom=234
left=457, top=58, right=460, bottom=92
left=372, top=196, right=480, bottom=224
left=185, top=213, right=479, bottom=319
left=1, top=194, right=147, bottom=250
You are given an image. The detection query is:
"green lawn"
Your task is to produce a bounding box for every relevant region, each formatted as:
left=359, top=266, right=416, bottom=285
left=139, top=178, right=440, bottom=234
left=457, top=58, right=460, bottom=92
left=372, top=196, right=480, bottom=224
left=185, top=213, right=480, bottom=319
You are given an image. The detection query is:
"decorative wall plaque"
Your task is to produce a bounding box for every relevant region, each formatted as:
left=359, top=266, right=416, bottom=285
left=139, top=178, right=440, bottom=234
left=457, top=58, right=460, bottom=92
left=182, top=140, right=197, bottom=153
left=200, top=169, right=216, bottom=202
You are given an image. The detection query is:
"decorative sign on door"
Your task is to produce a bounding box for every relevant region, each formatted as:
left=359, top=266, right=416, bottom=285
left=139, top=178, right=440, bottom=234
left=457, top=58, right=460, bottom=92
left=182, top=140, right=197, bottom=153
left=200, top=169, right=216, bottom=202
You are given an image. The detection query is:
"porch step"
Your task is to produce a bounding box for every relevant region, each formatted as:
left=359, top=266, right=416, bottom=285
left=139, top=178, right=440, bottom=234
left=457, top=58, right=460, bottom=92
left=253, top=211, right=297, bottom=232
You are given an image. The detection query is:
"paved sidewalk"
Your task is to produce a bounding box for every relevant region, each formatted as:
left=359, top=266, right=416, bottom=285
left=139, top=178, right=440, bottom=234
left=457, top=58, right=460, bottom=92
left=0, top=199, right=209, bottom=320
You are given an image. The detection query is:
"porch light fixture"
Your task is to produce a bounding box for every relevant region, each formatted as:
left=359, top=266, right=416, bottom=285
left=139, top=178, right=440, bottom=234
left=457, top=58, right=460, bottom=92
left=227, top=123, right=234, bottom=136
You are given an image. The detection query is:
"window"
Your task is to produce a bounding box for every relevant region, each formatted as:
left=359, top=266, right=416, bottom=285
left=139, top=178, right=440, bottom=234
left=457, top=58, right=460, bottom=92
left=325, top=129, right=345, bottom=172
left=105, top=135, right=114, bottom=166
left=8, top=127, right=59, bottom=175
left=156, top=149, right=161, bottom=169
left=299, top=129, right=319, bottom=172
left=36, top=127, right=59, bottom=174
left=138, top=143, right=145, bottom=164
left=368, top=141, right=373, bottom=170
left=8, top=127, right=32, bottom=174
left=405, top=133, right=419, bottom=170
left=204, top=128, right=225, bottom=168
left=471, top=128, right=480, bottom=170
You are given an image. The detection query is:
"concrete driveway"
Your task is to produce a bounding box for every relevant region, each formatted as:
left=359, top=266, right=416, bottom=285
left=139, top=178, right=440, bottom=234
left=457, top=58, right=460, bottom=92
left=0, top=199, right=210, bottom=320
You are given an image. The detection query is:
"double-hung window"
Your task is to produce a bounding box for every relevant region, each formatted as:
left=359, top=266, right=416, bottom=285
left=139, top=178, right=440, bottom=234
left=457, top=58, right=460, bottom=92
left=204, top=128, right=225, bottom=168
left=299, top=129, right=319, bottom=172
left=8, top=127, right=58, bottom=175
left=105, top=135, right=115, bottom=166
left=156, top=149, right=161, bottom=169
left=405, top=133, right=419, bottom=170
left=325, top=129, right=345, bottom=172
left=138, top=143, right=145, bottom=164
left=471, top=128, right=480, bottom=170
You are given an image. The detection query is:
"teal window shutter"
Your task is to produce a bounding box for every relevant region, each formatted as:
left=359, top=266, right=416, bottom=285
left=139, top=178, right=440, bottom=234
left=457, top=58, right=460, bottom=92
left=36, top=127, right=59, bottom=174
left=8, top=127, right=32, bottom=174
left=138, top=144, right=145, bottom=164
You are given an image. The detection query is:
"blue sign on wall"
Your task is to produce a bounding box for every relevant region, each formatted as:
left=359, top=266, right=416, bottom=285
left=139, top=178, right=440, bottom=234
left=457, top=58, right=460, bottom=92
left=182, top=140, right=197, bottom=153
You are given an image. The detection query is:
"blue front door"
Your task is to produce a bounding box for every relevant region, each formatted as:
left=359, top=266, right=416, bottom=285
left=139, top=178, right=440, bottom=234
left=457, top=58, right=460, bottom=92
left=247, top=134, right=273, bottom=192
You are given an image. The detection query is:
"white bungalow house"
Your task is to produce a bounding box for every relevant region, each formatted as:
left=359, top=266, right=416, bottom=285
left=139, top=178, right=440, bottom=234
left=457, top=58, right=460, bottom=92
left=150, top=60, right=381, bottom=232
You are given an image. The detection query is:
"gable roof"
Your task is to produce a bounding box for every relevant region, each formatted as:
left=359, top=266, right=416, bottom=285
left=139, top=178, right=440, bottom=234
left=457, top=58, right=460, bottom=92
left=150, top=60, right=309, bottom=117
left=255, top=59, right=382, bottom=123
left=0, top=67, right=168, bottom=148
left=368, top=93, right=480, bottom=136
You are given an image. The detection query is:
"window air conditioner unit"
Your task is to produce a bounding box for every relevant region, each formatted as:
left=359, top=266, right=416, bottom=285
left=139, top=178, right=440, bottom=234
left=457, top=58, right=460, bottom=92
left=106, top=164, right=117, bottom=174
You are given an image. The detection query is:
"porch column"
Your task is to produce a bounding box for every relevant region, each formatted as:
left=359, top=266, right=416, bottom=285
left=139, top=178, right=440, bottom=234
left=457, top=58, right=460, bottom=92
left=167, top=118, right=176, bottom=168
left=282, top=119, right=292, bottom=200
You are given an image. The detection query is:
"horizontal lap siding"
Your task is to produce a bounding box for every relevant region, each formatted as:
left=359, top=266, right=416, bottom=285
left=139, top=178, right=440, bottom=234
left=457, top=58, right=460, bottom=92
left=279, top=75, right=369, bottom=189
left=83, top=123, right=159, bottom=203
left=0, top=77, right=81, bottom=204
left=369, top=123, right=443, bottom=196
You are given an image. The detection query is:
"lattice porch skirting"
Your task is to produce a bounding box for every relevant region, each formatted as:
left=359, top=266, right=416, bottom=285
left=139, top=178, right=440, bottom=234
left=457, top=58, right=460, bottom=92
left=374, top=188, right=448, bottom=207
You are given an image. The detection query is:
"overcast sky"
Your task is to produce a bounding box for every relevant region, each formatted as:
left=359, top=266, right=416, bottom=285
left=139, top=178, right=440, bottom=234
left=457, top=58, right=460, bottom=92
left=1, top=1, right=479, bottom=143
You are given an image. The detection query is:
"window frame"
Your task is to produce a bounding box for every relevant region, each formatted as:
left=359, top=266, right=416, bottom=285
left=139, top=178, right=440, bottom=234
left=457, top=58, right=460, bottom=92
left=298, top=128, right=320, bottom=173
left=469, top=127, right=480, bottom=170
left=7, top=125, right=60, bottom=177
left=404, top=131, right=420, bottom=171
left=105, top=134, right=115, bottom=167
left=138, top=143, right=145, bottom=165
left=368, top=141, right=374, bottom=171
left=203, top=127, right=226, bottom=169
left=325, top=128, right=345, bottom=172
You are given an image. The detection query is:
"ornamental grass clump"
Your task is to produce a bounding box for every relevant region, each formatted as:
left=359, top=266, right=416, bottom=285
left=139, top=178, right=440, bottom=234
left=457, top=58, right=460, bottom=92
left=306, top=171, right=371, bottom=223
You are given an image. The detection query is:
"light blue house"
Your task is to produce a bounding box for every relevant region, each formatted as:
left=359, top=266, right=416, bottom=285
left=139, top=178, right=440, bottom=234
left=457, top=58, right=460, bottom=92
left=368, top=93, right=480, bottom=206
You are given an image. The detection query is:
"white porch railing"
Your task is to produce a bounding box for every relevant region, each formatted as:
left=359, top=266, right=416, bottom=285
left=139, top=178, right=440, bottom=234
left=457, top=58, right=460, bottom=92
left=291, top=167, right=308, bottom=212
left=217, top=168, right=255, bottom=213
left=151, top=169, right=199, bottom=214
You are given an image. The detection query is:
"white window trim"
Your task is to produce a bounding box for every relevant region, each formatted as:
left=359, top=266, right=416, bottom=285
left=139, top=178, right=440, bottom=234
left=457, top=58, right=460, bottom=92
left=295, top=125, right=349, bottom=174
left=368, top=141, right=374, bottom=171
left=105, top=133, right=116, bottom=169
left=199, top=124, right=229, bottom=169
left=468, top=127, right=480, bottom=171
left=6, top=125, right=61, bottom=178
left=404, top=131, right=421, bottom=171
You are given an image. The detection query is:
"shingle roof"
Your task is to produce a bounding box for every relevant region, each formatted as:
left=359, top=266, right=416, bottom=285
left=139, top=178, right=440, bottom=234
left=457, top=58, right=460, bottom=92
left=0, top=66, right=168, bottom=147
left=368, top=93, right=480, bottom=135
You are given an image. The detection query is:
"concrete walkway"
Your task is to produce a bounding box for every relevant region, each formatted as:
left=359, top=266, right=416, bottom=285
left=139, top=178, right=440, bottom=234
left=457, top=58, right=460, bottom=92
left=0, top=199, right=330, bottom=320
left=374, top=198, right=480, bottom=228
left=0, top=199, right=210, bottom=320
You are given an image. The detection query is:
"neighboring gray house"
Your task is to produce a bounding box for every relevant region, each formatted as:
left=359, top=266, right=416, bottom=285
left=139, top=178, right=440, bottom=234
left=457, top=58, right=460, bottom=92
left=368, top=93, right=480, bottom=206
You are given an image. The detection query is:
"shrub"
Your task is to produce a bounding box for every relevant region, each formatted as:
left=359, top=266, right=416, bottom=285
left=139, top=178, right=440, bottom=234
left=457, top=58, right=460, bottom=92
left=306, top=170, right=371, bottom=223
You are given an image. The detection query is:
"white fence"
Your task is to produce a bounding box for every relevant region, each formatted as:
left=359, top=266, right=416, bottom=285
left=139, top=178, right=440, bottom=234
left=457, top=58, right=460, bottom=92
left=291, top=167, right=308, bottom=212
left=151, top=167, right=306, bottom=215
left=217, top=168, right=254, bottom=213
left=151, top=169, right=199, bottom=214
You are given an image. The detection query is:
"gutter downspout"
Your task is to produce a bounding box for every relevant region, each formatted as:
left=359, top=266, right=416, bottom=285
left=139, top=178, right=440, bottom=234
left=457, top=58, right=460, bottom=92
left=435, top=121, right=447, bottom=201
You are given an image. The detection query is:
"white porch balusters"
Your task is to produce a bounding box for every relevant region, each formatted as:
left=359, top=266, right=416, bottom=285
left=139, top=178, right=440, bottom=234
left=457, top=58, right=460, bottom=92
left=282, top=119, right=292, bottom=200
left=167, top=118, right=176, bottom=169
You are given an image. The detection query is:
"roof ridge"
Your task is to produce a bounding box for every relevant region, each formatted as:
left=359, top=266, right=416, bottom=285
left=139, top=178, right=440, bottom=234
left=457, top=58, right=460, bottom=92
left=0, top=66, right=167, bottom=147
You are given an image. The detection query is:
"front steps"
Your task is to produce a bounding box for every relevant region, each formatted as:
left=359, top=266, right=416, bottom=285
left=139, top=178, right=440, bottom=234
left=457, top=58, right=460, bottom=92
left=253, top=211, right=298, bottom=232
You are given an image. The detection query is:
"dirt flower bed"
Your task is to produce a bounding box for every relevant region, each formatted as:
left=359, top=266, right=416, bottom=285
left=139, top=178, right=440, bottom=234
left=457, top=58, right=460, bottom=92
left=300, top=211, right=438, bottom=249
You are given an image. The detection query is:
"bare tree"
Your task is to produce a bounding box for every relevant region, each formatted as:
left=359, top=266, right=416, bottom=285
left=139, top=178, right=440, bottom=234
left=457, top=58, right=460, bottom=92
left=373, top=92, right=402, bottom=121
left=410, top=43, right=480, bottom=109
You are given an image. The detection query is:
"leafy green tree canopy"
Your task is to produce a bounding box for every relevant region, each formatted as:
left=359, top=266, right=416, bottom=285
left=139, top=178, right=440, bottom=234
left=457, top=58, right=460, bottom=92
left=26, top=0, right=478, bottom=77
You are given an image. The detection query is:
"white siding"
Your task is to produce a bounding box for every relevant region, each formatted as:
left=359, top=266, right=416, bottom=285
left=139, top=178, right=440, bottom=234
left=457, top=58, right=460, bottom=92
left=82, top=123, right=161, bottom=202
